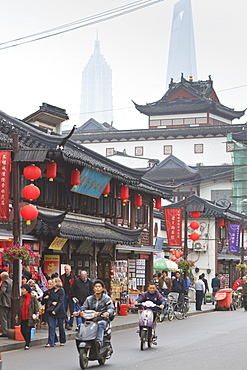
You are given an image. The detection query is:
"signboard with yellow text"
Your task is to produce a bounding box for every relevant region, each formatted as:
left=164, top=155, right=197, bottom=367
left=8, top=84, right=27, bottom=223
left=43, top=255, right=60, bottom=276
left=48, top=237, right=68, bottom=250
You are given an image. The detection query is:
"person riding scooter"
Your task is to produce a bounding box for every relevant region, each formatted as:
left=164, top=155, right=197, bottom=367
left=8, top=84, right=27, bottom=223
left=135, top=281, right=165, bottom=344
left=74, top=279, right=115, bottom=348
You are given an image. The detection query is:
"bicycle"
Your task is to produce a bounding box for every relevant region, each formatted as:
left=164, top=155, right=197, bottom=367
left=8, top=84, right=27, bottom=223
left=173, top=293, right=190, bottom=320
left=158, top=294, right=175, bottom=322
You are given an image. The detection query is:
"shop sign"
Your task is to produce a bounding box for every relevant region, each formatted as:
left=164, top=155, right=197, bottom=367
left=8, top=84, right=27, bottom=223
left=154, top=237, right=164, bottom=250
left=43, top=255, right=60, bottom=275
left=48, top=237, right=68, bottom=250
left=71, top=168, right=111, bottom=199
left=164, top=208, right=182, bottom=247
left=140, top=254, right=149, bottom=260
left=0, top=151, right=11, bottom=221
left=228, top=224, right=240, bottom=252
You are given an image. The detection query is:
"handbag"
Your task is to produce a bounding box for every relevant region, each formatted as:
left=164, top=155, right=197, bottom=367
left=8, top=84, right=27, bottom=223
left=46, top=304, right=55, bottom=313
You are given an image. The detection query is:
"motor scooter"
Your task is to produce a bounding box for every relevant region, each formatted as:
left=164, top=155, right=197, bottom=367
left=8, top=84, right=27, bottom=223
left=75, top=310, right=113, bottom=369
left=136, top=301, right=160, bottom=350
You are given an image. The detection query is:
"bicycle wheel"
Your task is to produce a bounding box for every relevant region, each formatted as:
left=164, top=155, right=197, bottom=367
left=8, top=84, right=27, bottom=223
left=140, top=329, right=147, bottom=350
left=167, top=305, right=175, bottom=321
left=158, top=310, right=165, bottom=322
left=174, top=303, right=185, bottom=320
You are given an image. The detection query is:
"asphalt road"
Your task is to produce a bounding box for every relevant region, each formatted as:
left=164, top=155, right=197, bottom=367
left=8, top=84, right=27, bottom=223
left=3, top=309, right=247, bottom=370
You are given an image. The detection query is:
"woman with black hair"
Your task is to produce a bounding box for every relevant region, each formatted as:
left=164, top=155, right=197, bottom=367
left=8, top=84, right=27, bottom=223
left=16, top=284, right=39, bottom=350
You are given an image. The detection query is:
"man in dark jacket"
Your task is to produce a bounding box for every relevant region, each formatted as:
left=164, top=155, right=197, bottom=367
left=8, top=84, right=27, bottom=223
left=72, top=270, right=94, bottom=327
left=0, top=272, right=13, bottom=337
left=201, top=273, right=209, bottom=304
left=79, top=279, right=114, bottom=347
left=172, top=271, right=187, bottom=303
left=61, top=264, right=75, bottom=330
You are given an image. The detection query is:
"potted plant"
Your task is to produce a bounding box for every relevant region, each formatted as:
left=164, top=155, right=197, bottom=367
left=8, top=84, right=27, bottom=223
left=178, top=260, right=195, bottom=272
left=236, top=263, right=247, bottom=276
left=2, top=243, right=34, bottom=264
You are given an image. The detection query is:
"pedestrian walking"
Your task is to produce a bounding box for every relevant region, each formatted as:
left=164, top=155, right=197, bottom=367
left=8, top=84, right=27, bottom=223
left=201, top=273, right=209, bottom=304
left=219, top=272, right=226, bottom=289
left=195, top=275, right=205, bottom=311
left=0, top=272, right=13, bottom=337
left=172, top=271, right=187, bottom=303
left=16, top=284, right=39, bottom=350
left=45, top=277, right=66, bottom=347
left=242, top=276, right=247, bottom=311
left=72, top=271, right=94, bottom=328
left=211, top=273, right=220, bottom=304
left=61, top=264, right=75, bottom=330
left=158, top=270, right=172, bottom=296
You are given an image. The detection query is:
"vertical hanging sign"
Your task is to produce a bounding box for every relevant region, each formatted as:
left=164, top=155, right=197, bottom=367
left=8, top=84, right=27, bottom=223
left=228, top=224, right=240, bottom=252
left=164, top=208, right=182, bottom=246
left=0, top=151, right=11, bottom=221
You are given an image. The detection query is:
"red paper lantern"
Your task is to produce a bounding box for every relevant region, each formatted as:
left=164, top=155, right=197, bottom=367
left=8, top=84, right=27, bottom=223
left=23, top=165, right=41, bottom=181
left=190, top=232, right=200, bottom=241
left=46, top=161, right=57, bottom=181
left=175, top=250, right=181, bottom=258
left=190, top=221, right=200, bottom=230
left=70, top=169, right=80, bottom=186
left=135, top=194, right=143, bottom=209
left=20, top=204, right=38, bottom=225
left=190, top=211, right=201, bottom=219
left=102, top=182, right=111, bottom=197
left=218, top=218, right=225, bottom=228
left=22, top=184, right=40, bottom=200
left=155, top=198, right=162, bottom=210
left=120, top=186, right=129, bottom=205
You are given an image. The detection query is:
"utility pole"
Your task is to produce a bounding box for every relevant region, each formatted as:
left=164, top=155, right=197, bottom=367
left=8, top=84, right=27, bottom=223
left=184, top=196, right=188, bottom=287
left=11, top=132, right=21, bottom=328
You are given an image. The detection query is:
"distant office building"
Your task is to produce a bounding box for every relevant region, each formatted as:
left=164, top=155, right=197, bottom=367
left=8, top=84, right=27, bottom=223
left=79, top=37, right=113, bottom=125
left=166, top=0, right=197, bottom=86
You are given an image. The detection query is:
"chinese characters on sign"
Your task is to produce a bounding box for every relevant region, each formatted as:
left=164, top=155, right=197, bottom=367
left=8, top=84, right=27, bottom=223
left=43, top=255, right=60, bottom=275
left=0, top=151, right=11, bottom=221
left=71, top=168, right=111, bottom=199
left=228, top=224, right=240, bottom=253
left=48, top=237, right=68, bottom=250
left=164, top=208, right=182, bottom=246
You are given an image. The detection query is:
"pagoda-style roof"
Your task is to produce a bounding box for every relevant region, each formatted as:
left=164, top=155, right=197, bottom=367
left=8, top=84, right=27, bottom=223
left=69, top=122, right=247, bottom=144
left=164, top=194, right=247, bottom=225
left=23, top=103, right=69, bottom=125
left=144, top=155, right=233, bottom=185
left=64, top=118, right=117, bottom=134
left=0, top=109, right=172, bottom=199
left=35, top=208, right=143, bottom=245
left=133, top=76, right=245, bottom=121
left=232, top=127, right=247, bottom=143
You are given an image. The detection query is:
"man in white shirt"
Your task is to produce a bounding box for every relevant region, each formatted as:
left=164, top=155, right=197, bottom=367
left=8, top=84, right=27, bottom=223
left=195, top=275, right=205, bottom=311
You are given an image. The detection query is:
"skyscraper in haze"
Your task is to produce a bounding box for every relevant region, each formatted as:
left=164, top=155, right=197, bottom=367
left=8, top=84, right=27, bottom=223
left=79, top=36, right=113, bottom=124
left=166, top=0, right=197, bottom=86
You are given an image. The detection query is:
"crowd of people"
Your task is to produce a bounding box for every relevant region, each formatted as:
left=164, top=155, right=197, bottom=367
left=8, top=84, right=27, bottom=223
left=0, top=265, right=98, bottom=350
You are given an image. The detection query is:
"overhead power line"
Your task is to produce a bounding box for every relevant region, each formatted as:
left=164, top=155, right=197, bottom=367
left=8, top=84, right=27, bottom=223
left=0, top=0, right=164, bottom=51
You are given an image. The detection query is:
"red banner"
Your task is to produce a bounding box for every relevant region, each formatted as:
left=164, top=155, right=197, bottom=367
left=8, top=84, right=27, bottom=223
left=0, top=151, right=11, bottom=221
left=164, top=208, right=182, bottom=246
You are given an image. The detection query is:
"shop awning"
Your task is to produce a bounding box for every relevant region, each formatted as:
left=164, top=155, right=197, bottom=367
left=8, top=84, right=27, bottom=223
left=154, top=258, right=178, bottom=271
left=218, top=254, right=240, bottom=261
left=115, top=245, right=155, bottom=254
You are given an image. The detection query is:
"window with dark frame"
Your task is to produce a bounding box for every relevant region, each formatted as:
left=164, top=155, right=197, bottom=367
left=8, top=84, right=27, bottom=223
left=106, top=148, right=115, bottom=156
left=226, top=142, right=234, bottom=152
left=194, top=143, right=204, bottom=154
left=164, top=145, right=172, bottom=155
left=135, top=146, right=143, bottom=156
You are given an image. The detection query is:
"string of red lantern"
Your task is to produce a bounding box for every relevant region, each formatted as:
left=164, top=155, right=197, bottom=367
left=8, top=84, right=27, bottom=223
left=135, top=194, right=142, bottom=209
left=155, top=198, right=162, bottom=210
left=46, top=160, right=57, bottom=181
left=22, top=164, right=41, bottom=224
left=20, top=204, right=38, bottom=225
left=190, top=211, right=201, bottom=219
left=23, top=164, right=41, bottom=181
left=218, top=218, right=225, bottom=228
left=22, top=184, right=40, bottom=201
left=190, top=232, right=200, bottom=241
left=190, top=220, right=200, bottom=230
left=120, top=186, right=129, bottom=206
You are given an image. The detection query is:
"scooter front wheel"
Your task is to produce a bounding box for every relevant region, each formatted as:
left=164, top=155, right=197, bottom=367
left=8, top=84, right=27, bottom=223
left=140, top=330, right=147, bottom=350
left=79, top=349, right=88, bottom=369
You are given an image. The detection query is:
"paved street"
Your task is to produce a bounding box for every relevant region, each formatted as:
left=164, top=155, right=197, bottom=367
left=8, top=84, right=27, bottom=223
left=2, top=308, right=247, bottom=370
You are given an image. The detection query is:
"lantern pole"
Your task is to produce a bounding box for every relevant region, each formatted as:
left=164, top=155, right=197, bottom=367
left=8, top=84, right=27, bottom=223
left=241, top=216, right=245, bottom=265
left=11, top=132, right=21, bottom=328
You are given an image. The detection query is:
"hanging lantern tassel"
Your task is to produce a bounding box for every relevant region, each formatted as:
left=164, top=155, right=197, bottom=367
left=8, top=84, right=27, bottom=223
left=102, top=182, right=111, bottom=197
left=70, top=169, right=80, bottom=186
left=120, top=186, right=129, bottom=206
left=135, top=194, right=142, bottom=209
left=155, top=198, right=162, bottom=210
left=46, top=161, right=57, bottom=181
left=20, top=204, right=38, bottom=225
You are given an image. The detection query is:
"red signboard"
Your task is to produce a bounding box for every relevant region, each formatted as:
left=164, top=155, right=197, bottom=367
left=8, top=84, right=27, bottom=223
left=0, top=151, right=11, bottom=221
left=43, top=255, right=60, bottom=276
left=164, top=208, right=182, bottom=247
left=139, top=254, right=149, bottom=260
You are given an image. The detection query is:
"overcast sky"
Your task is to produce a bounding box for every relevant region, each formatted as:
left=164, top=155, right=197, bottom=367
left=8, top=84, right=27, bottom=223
left=0, top=0, right=247, bottom=131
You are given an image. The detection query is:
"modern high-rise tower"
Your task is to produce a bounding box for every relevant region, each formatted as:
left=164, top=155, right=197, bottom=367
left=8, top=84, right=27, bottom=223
left=166, top=0, right=197, bottom=86
left=79, top=36, right=113, bottom=124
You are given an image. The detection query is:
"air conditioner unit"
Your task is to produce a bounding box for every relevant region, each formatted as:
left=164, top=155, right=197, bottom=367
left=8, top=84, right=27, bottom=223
left=193, top=242, right=207, bottom=252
